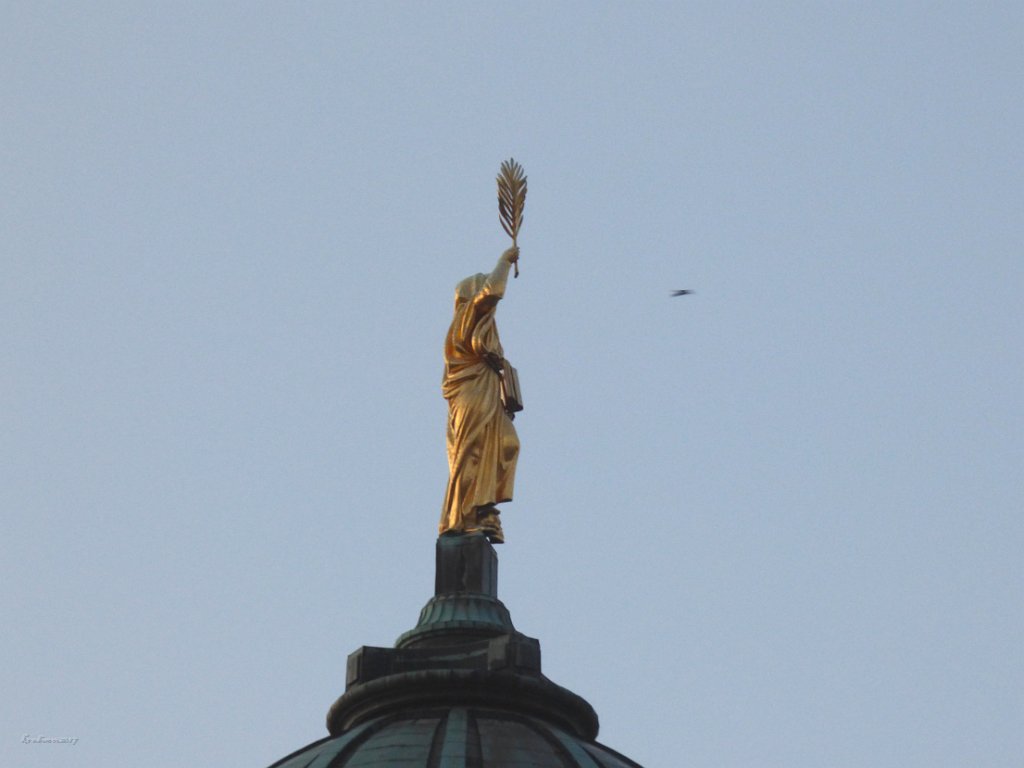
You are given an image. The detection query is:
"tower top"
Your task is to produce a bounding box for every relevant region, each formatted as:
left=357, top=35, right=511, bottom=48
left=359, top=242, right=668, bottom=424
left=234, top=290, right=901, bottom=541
left=266, top=534, right=644, bottom=767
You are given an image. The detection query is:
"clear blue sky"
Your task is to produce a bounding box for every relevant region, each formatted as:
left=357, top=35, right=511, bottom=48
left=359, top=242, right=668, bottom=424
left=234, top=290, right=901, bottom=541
left=2, top=3, right=1021, bottom=767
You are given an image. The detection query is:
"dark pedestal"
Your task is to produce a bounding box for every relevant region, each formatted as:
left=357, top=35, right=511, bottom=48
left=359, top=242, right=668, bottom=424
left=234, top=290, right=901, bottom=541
left=397, top=533, right=514, bottom=648
left=435, top=533, right=499, bottom=596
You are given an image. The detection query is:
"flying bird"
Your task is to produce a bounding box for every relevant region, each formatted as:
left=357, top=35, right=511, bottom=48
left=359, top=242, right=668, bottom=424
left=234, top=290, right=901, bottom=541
left=671, top=290, right=693, bottom=297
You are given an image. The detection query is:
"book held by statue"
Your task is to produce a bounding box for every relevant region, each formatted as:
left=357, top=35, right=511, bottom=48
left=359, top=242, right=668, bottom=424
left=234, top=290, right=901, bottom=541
left=501, top=364, right=523, bottom=414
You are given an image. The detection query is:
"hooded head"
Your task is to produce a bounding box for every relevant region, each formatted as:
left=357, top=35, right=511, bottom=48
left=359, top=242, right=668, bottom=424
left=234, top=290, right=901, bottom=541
left=453, top=273, right=487, bottom=307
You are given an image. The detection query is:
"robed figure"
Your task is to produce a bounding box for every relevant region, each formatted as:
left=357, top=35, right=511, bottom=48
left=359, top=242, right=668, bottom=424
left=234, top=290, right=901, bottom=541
left=440, top=247, right=520, bottom=544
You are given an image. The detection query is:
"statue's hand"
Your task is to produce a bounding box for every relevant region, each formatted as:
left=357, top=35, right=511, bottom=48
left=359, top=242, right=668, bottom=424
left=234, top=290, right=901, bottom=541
left=502, top=246, right=520, bottom=264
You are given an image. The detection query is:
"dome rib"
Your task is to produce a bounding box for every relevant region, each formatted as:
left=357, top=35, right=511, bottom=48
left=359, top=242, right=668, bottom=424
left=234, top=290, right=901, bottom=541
left=527, top=720, right=602, bottom=768
left=424, top=710, right=449, bottom=768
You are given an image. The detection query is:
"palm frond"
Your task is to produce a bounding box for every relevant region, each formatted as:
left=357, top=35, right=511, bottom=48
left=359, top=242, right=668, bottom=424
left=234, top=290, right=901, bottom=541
left=497, top=158, right=527, bottom=243
left=497, top=158, right=527, bottom=277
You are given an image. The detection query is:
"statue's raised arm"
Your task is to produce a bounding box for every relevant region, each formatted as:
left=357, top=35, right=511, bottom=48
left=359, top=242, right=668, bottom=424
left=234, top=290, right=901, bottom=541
left=439, top=246, right=521, bottom=544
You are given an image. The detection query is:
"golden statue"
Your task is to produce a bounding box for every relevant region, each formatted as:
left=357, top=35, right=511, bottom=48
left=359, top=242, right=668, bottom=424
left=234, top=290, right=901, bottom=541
left=440, top=159, right=527, bottom=544
left=440, top=246, right=521, bottom=544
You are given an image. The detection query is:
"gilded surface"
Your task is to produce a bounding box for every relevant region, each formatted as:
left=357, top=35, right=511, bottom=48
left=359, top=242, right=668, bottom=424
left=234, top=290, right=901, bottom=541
left=440, top=247, right=520, bottom=543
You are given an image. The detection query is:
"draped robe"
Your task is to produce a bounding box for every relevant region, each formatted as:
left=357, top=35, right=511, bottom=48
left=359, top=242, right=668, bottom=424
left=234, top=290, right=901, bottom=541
left=439, top=270, right=519, bottom=535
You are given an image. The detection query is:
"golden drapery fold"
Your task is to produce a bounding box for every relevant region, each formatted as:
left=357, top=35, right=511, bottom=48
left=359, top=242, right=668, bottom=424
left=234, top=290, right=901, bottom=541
left=439, top=268, right=519, bottom=540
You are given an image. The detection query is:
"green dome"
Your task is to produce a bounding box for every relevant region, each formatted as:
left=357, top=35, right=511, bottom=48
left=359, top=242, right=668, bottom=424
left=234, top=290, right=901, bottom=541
left=266, top=535, right=644, bottom=768
left=269, top=707, right=641, bottom=768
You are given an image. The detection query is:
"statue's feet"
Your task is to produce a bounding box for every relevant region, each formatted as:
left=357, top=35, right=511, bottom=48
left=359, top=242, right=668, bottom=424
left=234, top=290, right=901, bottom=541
left=475, top=505, right=505, bottom=545
left=484, top=528, right=504, bottom=544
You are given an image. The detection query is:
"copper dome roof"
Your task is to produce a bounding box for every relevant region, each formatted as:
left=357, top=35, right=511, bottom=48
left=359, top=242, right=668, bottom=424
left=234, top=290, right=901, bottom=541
left=270, top=707, right=641, bottom=768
